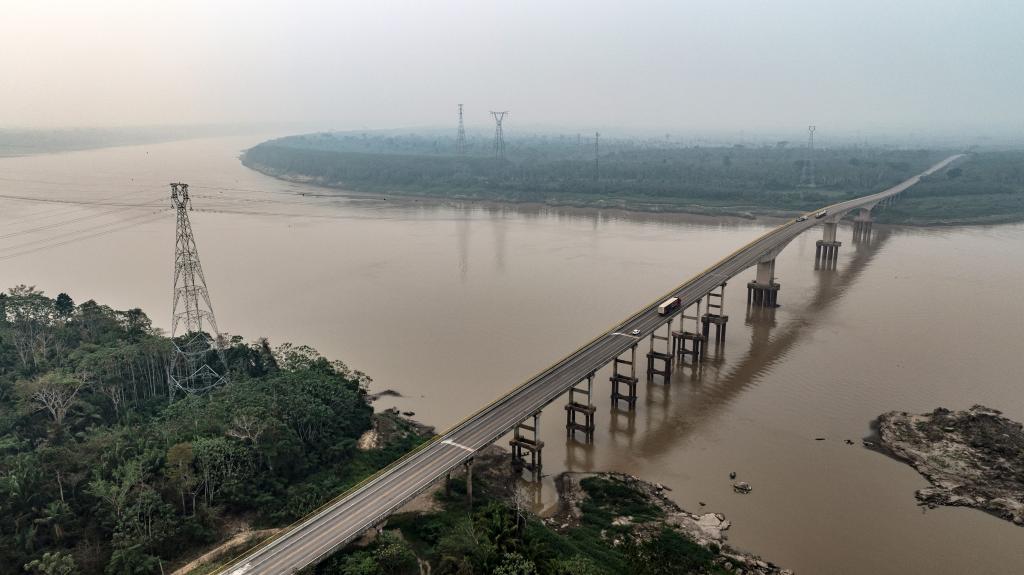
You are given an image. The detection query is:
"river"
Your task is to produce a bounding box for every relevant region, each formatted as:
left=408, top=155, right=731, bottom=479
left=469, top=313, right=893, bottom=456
left=2, top=135, right=1022, bottom=574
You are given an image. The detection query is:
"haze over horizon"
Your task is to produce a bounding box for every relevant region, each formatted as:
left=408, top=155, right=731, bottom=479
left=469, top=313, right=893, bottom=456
left=3, top=0, right=1022, bottom=140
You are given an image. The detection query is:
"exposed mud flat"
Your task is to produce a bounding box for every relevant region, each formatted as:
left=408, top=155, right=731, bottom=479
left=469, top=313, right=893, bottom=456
left=872, top=405, right=1024, bottom=525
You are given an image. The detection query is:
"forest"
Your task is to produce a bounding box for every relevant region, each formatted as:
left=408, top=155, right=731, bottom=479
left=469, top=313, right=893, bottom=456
left=240, top=131, right=1022, bottom=223
left=316, top=467, right=735, bottom=575
left=0, top=285, right=421, bottom=574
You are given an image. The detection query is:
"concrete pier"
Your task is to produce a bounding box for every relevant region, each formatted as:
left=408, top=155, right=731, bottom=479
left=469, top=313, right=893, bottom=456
left=565, top=373, right=596, bottom=441
left=747, top=258, right=781, bottom=307
left=610, top=345, right=639, bottom=410
left=465, top=458, right=474, bottom=507
left=815, top=220, right=841, bottom=267
left=646, top=319, right=673, bottom=383
left=510, top=411, right=544, bottom=478
left=853, top=209, right=873, bottom=243
left=672, top=297, right=706, bottom=363
left=701, top=283, right=729, bottom=344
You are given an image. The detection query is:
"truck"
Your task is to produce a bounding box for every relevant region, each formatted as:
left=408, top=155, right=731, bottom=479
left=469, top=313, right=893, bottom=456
left=658, top=297, right=681, bottom=316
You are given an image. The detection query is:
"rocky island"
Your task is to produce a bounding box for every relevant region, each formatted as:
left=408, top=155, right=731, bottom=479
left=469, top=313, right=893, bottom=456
left=873, top=405, right=1024, bottom=525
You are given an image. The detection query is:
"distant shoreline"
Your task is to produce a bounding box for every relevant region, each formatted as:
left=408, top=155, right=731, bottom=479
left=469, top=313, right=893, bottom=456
left=243, top=161, right=1024, bottom=228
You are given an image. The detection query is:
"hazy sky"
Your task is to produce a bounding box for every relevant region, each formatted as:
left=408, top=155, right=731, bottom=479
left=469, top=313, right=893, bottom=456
left=3, top=0, right=1022, bottom=136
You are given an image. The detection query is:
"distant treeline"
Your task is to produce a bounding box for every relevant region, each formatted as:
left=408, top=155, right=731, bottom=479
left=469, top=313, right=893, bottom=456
left=241, top=131, right=982, bottom=220
left=878, top=151, right=1024, bottom=225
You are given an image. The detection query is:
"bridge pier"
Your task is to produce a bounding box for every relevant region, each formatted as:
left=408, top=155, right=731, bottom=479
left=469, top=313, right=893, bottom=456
left=672, top=297, right=706, bottom=364
left=565, top=373, right=596, bottom=441
left=610, top=345, right=639, bottom=410
left=646, top=319, right=673, bottom=383
left=510, top=411, right=544, bottom=479
left=853, top=209, right=873, bottom=243
left=465, top=458, right=474, bottom=507
left=701, top=283, right=729, bottom=344
left=816, top=221, right=841, bottom=268
left=747, top=258, right=780, bottom=308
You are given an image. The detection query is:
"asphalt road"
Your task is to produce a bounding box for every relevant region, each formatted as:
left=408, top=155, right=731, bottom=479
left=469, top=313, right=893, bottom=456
left=219, top=154, right=962, bottom=575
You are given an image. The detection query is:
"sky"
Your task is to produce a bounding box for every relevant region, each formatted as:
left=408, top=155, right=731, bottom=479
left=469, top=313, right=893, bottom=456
left=2, top=0, right=1023, bottom=138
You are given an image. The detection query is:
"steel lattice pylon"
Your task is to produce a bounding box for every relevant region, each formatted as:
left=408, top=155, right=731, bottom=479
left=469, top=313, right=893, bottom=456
left=168, top=182, right=226, bottom=398
left=799, top=124, right=816, bottom=188
left=456, top=104, right=467, bottom=155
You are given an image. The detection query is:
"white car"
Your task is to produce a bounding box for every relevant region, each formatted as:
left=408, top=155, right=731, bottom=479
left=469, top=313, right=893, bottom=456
left=630, top=329, right=641, bottom=336
left=796, top=215, right=808, bottom=222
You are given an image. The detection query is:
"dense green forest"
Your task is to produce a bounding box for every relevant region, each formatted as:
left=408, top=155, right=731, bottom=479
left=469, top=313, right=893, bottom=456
left=317, top=471, right=732, bottom=575
left=0, top=285, right=422, bottom=574
left=239, top=131, right=1024, bottom=224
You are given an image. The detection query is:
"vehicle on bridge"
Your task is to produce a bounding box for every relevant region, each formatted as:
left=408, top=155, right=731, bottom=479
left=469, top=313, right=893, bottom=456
left=658, top=297, right=681, bottom=316
left=796, top=215, right=808, bottom=222
left=815, top=210, right=829, bottom=219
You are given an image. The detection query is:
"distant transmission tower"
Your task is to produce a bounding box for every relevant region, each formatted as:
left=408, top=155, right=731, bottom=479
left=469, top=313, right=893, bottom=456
left=167, top=183, right=226, bottom=399
left=800, top=124, right=817, bottom=187
left=594, top=132, right=600, bottom=181
left=456, top=104, right=467, bottom=155
left=490, top=111, right=509, bottom=160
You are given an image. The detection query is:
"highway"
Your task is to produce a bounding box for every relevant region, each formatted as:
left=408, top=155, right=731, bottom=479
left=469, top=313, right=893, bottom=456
left=218, top=154, right=962, bottom=575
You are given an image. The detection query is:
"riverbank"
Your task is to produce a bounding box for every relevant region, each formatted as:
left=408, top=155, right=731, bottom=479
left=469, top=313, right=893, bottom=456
left=871, top=406, right=1024, bottom=526
left=243, top=159, right=1024, bottom=228
left=318, top=445, right=791, bottom=574
left=551, top=471, right=792, bottom=574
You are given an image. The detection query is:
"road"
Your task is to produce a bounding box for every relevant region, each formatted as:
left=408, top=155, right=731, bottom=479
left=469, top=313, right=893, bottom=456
left=219, top=154, right=962, bottom=575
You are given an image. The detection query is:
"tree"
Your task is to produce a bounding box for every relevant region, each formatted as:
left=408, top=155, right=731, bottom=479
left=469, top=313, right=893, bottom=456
left=493, top=553, right=538, bottom=575
left=372, top=531, right=418, bottom=575
left=24, top=551, right=77, bottom=575
left=4, top=285, right=56, bottom=370
left=164, top=443, right=201, bottom=515
left=104, top=545, right=160, bottom=575
left=21, top=371, right=85, bottom=428
left=54, top=294, right=74, bottom=320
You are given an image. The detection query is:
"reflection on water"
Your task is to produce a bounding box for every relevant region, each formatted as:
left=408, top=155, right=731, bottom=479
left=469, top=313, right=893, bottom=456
left=1, top=136, right=1022, bottom=575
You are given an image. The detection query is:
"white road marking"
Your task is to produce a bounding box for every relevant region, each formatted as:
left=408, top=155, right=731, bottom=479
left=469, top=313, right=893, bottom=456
left=610, top=332, right=641, bottom=339
left=441, top=439, right=476, bottom=453
left=227, top=564, right=252, bottom=575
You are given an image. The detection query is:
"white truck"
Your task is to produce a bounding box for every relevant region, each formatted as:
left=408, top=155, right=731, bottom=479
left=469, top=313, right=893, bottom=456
left=658, top=297, right=681, bottom=316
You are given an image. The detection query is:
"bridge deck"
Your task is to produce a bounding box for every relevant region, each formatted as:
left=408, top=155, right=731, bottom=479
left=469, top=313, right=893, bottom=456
left=218, top=154, right=962, bottom=575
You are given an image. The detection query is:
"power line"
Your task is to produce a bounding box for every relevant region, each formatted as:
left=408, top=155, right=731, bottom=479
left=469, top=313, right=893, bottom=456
left=0, top=211, right=166, bottom=262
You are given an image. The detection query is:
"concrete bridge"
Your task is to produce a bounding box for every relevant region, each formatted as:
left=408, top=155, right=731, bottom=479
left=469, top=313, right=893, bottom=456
left=216, top=154, right=962, bottom=575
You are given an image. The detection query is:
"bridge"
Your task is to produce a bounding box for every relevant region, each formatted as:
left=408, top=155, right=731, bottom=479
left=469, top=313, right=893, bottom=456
left=218, top=154, right=962, bottom=575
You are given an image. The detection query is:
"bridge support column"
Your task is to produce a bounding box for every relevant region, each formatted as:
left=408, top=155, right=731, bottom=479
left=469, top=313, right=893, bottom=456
left=853, top=209, right=873, bottom=243
left=610, top=345, right=639, bottom=410
left=816, top=221, right=841, bottom=268
left=565, top=373, right=596, bottom=441
left=701, top=283, right=729, bottom=344
left=747, top=258, right=781, bottom=308
left=510, top=411, right=544, bottom=479
left=672, top=297, right=706, bottom=364
left=465, top=458, right=474, bottom=507
left=646, top=319, right=673, bottom=383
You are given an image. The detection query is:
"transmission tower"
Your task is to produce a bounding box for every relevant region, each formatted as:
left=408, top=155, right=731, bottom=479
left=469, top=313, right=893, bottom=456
left=490, top=111, right=509, bottom=160
left=800, top=124, right=816, bottom=187
left=456, top=104, right=467, bottom=155
left=167, top=182, right=226, bottom=399
left=594, top=132, right=600, bottom=181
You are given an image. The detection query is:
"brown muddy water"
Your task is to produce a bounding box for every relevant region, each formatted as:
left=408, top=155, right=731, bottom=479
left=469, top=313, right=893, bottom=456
left=1, top=135, right=1022, bottom=574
